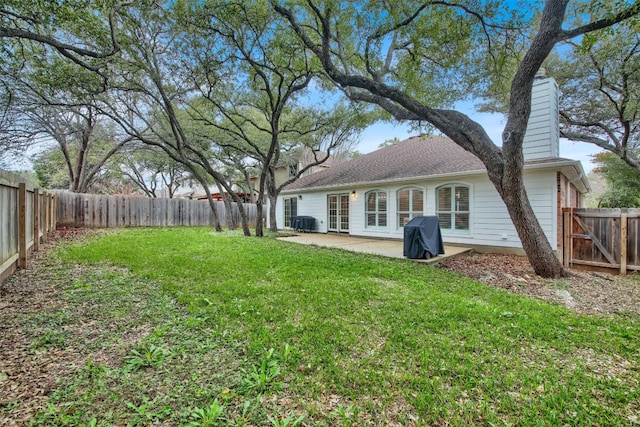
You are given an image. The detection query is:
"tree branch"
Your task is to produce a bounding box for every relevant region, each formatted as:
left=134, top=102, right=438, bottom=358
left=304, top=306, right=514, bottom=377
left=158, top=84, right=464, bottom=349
left=275, top=1, right=503, bottom=165
left=559, top=111, right=622, bottom=149
left=0, top=2, right=131, bottom=73
left=559, top=0, right=640, bottom=41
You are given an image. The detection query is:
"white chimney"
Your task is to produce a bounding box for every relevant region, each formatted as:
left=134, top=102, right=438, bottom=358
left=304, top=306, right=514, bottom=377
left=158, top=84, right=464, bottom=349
left=523, top=77, right=559, bottom=160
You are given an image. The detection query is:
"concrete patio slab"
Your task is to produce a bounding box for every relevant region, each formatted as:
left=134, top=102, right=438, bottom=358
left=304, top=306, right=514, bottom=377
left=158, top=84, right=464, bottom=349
left=277, top=233, right=472, bottom=263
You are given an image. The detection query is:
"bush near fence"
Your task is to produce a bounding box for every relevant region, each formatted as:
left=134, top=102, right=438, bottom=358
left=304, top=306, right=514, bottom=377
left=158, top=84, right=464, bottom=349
left=0, top=170, right=57, bottom=283
left=56, top=192, right=257, bottom=229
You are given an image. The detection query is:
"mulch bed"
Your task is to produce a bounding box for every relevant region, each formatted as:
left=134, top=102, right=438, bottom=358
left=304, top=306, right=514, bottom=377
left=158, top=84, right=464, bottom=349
left=437, top=252, right=640, bottom=316
left=1, top=229, right=91, bottom=425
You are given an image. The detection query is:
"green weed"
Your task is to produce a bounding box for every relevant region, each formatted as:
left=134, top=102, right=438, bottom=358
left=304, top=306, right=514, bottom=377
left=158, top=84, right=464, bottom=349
left=30, top=402, right=96, bottom=427
left=186, top=399, right=225, bottom=426
left=124, top=343, right=168, bottom=372
left=126, top=397, right=172, bottom=424
left=330, top=404, right=360, bottom=426
left=240, top=348, right=283, bottom=394
left=268, top=413, right=305, bottom=427
left=30, top=331, right=66, bottom=352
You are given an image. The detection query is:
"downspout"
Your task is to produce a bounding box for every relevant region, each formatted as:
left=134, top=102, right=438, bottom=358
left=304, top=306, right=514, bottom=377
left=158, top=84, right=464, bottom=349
left=567, top=166, right=584, bottom=207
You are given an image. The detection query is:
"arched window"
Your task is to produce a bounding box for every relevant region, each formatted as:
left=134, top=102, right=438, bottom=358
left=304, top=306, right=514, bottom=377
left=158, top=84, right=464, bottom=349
left=365, top=190, right=387, bottom=227
left=436, top=184, right=470, bottom=232
left=397, top=187, right=424, bottom=227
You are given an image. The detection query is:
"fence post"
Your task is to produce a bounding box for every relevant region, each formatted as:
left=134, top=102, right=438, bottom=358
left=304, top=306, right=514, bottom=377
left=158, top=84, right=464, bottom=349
left=42, top=193, right=49, bottom=243
left=50, top=193, right=55, bottom=231
left=33, top=188, right=40, bottom=251
left=620, top=213, right=628, bottom=276
left=53, top=193, right=57, bottom=229
left=563, top=208, right=571, bottom=268
left=18, top=183, right=27, bottom=269
left=49, top=193, right=54, bottom=231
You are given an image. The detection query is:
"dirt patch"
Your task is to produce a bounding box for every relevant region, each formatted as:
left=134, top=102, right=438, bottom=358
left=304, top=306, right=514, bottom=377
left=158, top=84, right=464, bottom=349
left=0, top=229, right=100, bottom=426
left=437, top=252, right=640, bottom=316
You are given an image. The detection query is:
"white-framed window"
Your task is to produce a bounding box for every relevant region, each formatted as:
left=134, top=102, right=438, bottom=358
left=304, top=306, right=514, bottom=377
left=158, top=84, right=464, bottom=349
left=283, top=197, right=297, bottom=227
left=397, top=187, right=424, bottom=228
left=436, top=184, right=470, bottom=232
left=365, top=190, right=387, bottom=227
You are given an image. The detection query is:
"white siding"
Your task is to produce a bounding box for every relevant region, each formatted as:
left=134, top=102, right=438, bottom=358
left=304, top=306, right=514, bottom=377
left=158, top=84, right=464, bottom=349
left=470, top=171, right=556, bottom=248
left=279, top=169, right=558, bottom=250
left=275, top=192, right=329, bottom=232
left=274, top=196, right=284, bottom=228
left=523, top=78, right=559, bottom=160
left=298, top=192, right=329, bottom=232
left=350, top=191, right=366, bottom=234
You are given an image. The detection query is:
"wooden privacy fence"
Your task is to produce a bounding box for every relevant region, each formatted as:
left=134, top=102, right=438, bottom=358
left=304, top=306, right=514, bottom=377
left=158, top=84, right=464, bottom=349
left=1, top=170, right=57, bottom=283
left=563, top=208, right=640, bottom=275
left=56, top=192, right=257, bottom=229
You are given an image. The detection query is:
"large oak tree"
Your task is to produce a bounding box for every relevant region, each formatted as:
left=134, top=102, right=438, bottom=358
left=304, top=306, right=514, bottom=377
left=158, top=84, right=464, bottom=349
left=178, top=1, right=369, bottom=235
left=550, top=20, right=640, bottom=171
left=273, top=0, right=640, bottom=278
left=1, top=1, right=134, bottom=186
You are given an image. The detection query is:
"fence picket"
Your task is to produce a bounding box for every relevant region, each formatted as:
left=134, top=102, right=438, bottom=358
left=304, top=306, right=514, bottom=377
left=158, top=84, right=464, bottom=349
left=0, top=170, right=57, bottom=283
left=563, top=208, right=640, bottom=275
left=55, top=192, right=257, bottom=230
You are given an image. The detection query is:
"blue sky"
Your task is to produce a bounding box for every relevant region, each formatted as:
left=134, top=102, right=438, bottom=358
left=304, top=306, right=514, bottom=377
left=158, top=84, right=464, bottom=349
left=357, top=103, right=601, bottom=174
left=7, top=104, right=600, bottom=175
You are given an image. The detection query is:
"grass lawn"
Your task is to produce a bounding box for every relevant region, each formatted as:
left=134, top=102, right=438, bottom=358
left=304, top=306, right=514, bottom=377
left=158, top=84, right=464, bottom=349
left=14, top=228, right=640, bottom=426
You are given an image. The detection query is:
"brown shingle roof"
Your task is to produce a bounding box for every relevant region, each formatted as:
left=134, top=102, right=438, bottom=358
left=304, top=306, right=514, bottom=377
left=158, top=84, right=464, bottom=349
left=282, top=134, right=583, bottom=192
left=283, top=135, right=485, bottom=191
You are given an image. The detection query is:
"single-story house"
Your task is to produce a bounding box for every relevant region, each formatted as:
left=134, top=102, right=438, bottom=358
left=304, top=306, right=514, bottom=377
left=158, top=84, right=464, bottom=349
left=273, top=77, right=591, bottom=254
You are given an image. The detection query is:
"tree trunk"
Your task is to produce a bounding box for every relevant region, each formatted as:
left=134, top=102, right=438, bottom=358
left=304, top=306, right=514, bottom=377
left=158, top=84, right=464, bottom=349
left=266, top=172, right=279, bottom=232
left=255, top=198, right=264, bottom=237
left=193, top=175, right=222, bottom=232
left=219, top=182, right=251, bottom=236
left=203, top=192, right=222, bottom=232
left=268, top=193, right=278, bottom=232
left=254, top=164, right=273, bottom=238
left=235, top=199, right=252, bottom=236
left=487, top=161, right=566, bottom=278
left=186, top=154, right=251, bottom=236
left=215, top=182, right=251, bottom=235
left=216, top=181, right=236, bottom=230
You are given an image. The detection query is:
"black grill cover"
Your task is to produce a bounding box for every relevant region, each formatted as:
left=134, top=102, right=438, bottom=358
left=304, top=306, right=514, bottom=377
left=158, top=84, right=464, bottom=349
left=291, top=216, right=315, bottom=232
left=403, top=216, right=445, bottom=259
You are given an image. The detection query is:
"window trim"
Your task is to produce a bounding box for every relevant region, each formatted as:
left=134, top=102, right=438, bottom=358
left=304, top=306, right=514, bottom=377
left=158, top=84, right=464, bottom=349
left=436, top=183, right=470, bottom=233
left=364, top=189, right=388, bottom=229
left=396, top=186, right=424, bottom=229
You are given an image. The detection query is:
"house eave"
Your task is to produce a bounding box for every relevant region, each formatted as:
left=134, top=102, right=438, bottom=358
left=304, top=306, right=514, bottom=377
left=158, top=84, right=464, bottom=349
left=281, top=168, right=488, bottom=194
left=281, top=158, right=591, bottom=195
left=523, top=159, right=591, bottom=193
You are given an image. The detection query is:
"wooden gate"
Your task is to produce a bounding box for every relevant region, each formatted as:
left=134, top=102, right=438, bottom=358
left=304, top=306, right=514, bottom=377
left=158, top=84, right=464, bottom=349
left=563, top=208, right=640, bottom=275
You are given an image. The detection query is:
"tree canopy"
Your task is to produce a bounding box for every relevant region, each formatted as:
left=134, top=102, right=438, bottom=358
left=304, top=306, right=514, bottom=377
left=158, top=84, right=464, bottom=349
left=551, top=19, right=640, bottom=171
left=592, top=151, right=640, bottom=207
